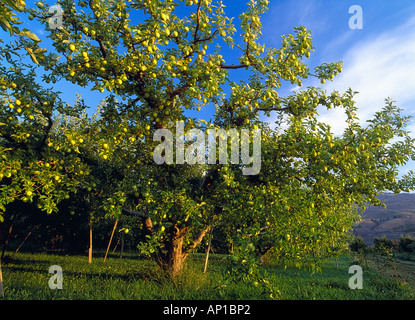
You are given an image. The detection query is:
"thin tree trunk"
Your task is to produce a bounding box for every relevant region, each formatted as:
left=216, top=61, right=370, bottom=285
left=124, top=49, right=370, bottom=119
left=120, top=220, right=124, bottom=259
left=203, top=228, right=213, bottom=273
left=0, top=258, right=3, bottom=298
left=120, top=236, right=124, bottom=259
left=1, top=223, right=13, bottom=260
left=104, top=220, right=118, bottom=263
left=88, top=220, right=93, bottom=264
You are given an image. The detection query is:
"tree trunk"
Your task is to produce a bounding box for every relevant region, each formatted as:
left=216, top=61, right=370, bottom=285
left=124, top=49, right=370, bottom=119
left=159, top=225, right=210, bottom=278
left=120, top=220, right=124, bottom=259
left=0, top=258, right=3, bottom=298
left=1, top=223, right=13, bottom=260
left=121, top=207, right=210, bottom=278
left=164, top=225, right=189, bottom=278
left=260, top=246, right=273, bottom=264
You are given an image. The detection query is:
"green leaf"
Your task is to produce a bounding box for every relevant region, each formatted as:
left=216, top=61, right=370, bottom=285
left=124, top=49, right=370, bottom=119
left=3, top=0, right=20, bottom=11
left=0, top=18, right=12, bottom=32
left=19, top=30, right=41, bottom=42
left=25, top=47, right=39, bottom=65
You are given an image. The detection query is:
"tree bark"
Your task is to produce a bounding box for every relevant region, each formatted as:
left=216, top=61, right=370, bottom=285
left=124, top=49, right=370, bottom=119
left=158, top=225, right=211, bottom=278
left=122, top=207, right=210, bottom=278
left=163, top=225, right=189, bottom=277
left=260, top=246, right=273, bottom=264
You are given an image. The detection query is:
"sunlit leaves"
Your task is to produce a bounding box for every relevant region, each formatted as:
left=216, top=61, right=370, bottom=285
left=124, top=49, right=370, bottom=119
left=1, top=0, right=414, bottom=280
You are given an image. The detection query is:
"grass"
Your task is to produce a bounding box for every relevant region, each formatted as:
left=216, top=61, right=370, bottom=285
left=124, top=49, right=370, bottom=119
left=1, top=251, right=414, bottom=300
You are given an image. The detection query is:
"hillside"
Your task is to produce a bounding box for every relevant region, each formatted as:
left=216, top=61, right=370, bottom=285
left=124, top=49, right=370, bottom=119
left=353, top=193, right=415, bottom=245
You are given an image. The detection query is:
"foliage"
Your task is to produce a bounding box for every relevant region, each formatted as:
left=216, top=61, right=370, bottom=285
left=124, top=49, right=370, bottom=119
left=1, top=0, right=414, bottom=279
left=226, top=236, right=280, bottom=299
left=398, top=235, right=415, bottom=254
left=0, top=0, right=25, bottom=35
left=373, top=236, right=398, bottom=254
left=349, top=236, right=367, bottom=253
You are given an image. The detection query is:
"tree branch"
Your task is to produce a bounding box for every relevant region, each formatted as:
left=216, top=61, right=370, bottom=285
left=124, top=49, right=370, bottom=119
left=220, top=64, right=248, bottom=70
left=185, top=227, right=210, bottom=253
left=96, top=37, right=108, bottom=59
left=193, top=0, right=203, bottom=43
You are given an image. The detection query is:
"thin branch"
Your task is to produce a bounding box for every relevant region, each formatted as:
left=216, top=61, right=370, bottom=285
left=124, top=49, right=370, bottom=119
left=185, top=227, right=210, bottom=253
left=254, top=105, right=290, bottom=113
left=96, top=37, right=108, bottom=58
left=37, top=112, right=53, bottom=152
left=194, top=29, right=219, bottom=43
left=193, top=0, right=203, bottom=43
left=220, top=64, right=248, bottom=70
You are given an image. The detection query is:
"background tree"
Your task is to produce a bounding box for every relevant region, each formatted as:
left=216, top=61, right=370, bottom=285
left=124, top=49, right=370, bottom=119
left=1, top=0, right=414, bottom=281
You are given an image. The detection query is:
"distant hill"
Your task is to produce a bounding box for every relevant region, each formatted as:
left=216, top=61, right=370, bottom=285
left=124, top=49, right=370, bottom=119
left=353, top=193, right=415, bottom=245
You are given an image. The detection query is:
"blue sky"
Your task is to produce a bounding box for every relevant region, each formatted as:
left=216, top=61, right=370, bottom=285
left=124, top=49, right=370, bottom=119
left=259, top=0, right=415, bottom=177
left=14, top=0, right=415, bottom=176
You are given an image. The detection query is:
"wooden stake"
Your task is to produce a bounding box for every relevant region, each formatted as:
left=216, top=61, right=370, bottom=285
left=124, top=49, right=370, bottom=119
left=104, top=220, right=118, bottom=263
left=88, top=220, right=93, bottom=264
left=12, top=225, right=40, bottom=257
left=112, top=240, right=120, bottom=253
left=203, top=228, right=213, bottom=273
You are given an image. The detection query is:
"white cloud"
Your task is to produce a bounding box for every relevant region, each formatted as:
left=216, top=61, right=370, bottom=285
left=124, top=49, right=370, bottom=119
left=268, top=13, right=415, bottom=175
left=321, top=16, right=415, bottom=136
left=319, top=17, right=415, bottom=175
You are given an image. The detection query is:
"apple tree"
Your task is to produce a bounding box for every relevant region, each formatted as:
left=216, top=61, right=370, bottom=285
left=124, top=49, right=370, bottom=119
left=19, top=0, right=415, bottom=283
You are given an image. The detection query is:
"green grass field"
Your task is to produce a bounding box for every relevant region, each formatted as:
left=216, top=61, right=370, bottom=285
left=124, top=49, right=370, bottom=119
left=1, top=251, right=414, bottom=300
